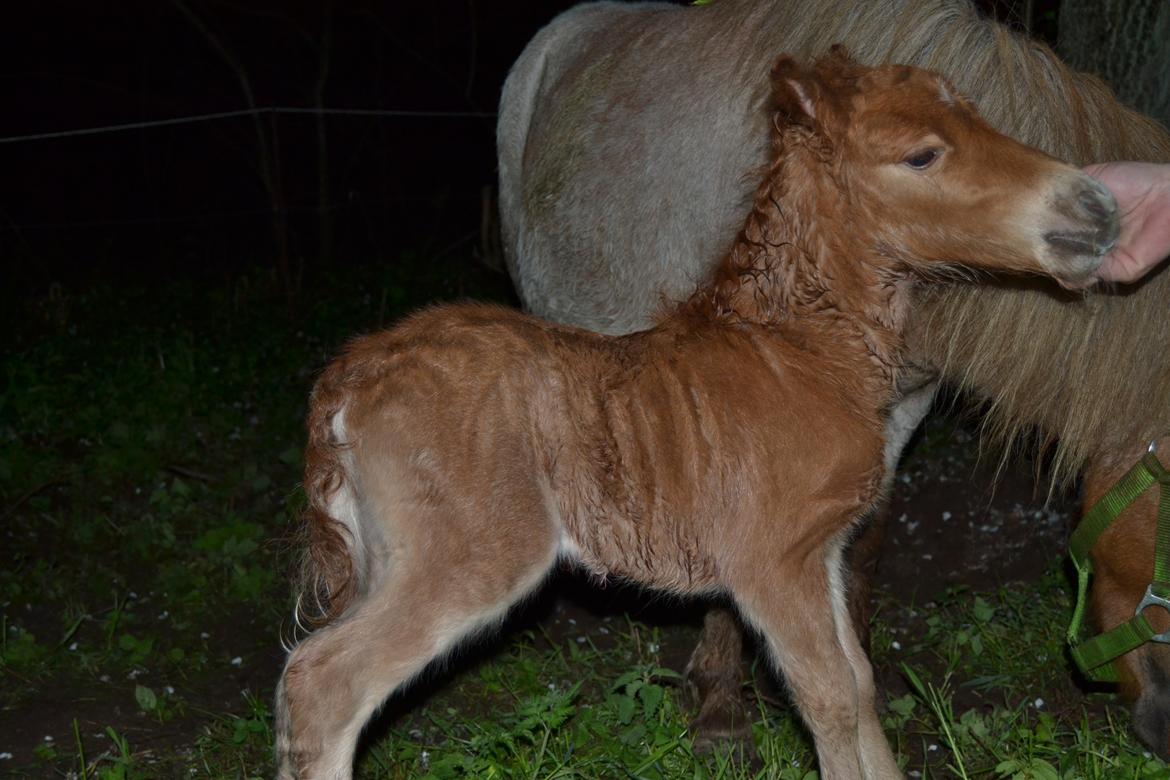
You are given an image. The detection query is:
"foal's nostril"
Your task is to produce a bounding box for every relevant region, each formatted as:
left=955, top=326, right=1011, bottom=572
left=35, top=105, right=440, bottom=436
left=1078, top=187, right=1114, bottom=222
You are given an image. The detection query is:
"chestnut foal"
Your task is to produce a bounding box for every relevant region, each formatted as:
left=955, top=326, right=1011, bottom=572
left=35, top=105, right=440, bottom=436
left=276, top=51, right=1117, bottom=779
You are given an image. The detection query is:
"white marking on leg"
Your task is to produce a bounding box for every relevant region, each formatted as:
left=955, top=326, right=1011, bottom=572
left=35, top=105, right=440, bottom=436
left=328, top=406, right=367, bottom=565
left=825, top=529, right=902, bottom=779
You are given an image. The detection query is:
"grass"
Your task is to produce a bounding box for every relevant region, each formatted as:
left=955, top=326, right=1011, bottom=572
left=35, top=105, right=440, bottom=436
left=0, top=258, right=1165, bottom=778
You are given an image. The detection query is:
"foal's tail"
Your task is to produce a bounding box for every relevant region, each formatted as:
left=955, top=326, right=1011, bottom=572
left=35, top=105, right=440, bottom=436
left=297, top=357, right=362, bottom=628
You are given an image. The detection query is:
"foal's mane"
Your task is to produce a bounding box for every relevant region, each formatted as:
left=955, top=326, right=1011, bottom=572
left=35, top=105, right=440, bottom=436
left=681, top=52, right=866, bottom=327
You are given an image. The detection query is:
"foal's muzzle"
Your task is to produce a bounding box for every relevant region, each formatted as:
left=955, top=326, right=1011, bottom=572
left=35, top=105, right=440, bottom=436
left=1044, top=179, right=1120, bottom=287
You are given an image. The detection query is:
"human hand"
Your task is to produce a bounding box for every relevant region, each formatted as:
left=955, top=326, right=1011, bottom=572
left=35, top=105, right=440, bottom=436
left=1084, top=161, right=1170, bottom=284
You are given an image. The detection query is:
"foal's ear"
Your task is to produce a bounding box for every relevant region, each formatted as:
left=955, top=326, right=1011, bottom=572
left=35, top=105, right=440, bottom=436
left=771, top=56, right=821, bottom=128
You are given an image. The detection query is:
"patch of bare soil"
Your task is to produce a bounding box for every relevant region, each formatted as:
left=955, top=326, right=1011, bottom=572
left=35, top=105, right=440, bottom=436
left=880, top=426, right=1073, bottom=602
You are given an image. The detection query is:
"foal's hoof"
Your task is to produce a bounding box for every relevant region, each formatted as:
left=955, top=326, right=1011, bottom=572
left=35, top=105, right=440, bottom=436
left=686, top=686, right=756, bottom=759
left=689, top=711, right=756, bottom=759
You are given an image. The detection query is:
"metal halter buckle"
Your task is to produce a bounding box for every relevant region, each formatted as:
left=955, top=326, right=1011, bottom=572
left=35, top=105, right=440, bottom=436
left=1136, top=584, right=1170, bottom=644
left=1148, top=433, right=1170, bottom=455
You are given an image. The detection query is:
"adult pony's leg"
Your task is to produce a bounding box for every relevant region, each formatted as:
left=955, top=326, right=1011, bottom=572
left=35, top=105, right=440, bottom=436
left=1083, top=450, right=1170, bottom=760
left=276, top=524, right=559, bottom=779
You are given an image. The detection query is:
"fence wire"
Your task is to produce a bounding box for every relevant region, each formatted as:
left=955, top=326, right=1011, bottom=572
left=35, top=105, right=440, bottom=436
left=0, top=106, right=495, bottom=145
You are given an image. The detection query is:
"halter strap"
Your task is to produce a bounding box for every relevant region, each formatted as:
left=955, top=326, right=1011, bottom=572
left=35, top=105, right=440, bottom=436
left=1067, top=451, right=1170, bottom=682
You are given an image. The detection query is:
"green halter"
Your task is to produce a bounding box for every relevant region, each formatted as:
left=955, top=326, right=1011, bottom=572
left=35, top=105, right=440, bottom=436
left=1067, top=443, right=1170, bottom=683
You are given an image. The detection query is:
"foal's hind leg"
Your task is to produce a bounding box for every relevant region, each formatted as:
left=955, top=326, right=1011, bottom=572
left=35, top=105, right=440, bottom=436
left=684, top=607, right=754, bottom=755
left=731, top=538, right=900, bottom=780
left=276, top=533, right=558, bottom=779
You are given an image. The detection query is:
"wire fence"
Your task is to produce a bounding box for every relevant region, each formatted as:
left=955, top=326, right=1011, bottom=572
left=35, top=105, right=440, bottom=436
left=0, top=106, right=496, bottom=145
left=0, top=106, right=496, bottom=239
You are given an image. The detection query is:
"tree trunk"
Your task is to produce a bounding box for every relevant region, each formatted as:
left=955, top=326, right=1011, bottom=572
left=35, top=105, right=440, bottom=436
left=1057, top=0, right=1170, bottom=128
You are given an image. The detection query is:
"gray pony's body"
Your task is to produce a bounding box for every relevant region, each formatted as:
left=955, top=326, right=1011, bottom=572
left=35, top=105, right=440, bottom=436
left=498, top=0, right=773, bottom=334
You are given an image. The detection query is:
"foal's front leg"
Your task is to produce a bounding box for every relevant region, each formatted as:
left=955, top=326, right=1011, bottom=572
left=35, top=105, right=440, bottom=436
left=730, top=535, right=901, bottom=780
left=825, top=530, right=901, bottom=778
left=683, top=507, right=891, bottom=754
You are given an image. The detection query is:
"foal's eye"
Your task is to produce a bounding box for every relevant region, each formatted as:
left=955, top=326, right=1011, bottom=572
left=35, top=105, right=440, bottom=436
left=902, top=149, right=941, bottom=170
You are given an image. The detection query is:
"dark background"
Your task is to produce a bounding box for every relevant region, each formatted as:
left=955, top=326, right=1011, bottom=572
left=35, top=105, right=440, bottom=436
left=1, top=2, right=1164, bottom=772
left=1, top=0, right=1058, bottom=299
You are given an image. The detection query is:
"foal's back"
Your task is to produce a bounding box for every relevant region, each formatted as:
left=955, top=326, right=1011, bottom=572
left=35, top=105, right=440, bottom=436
left=330, top=302, right=886, bottom=593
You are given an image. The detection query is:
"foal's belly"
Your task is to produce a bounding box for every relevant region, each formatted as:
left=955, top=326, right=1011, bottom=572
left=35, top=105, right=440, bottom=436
left=552, top=357, right=888, bottom=595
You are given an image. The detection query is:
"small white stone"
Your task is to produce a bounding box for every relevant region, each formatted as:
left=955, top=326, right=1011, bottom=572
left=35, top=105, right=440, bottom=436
left=927, top=743, right=938, bottom=752
left=941, top=511, right=952, bottom=521
left=43, top=735, right=54, bottom=743
left=201, top=632, right=210, bottom=640
left=0, top=752, right=12, bottom=760
left=230, top=656, right=243, bottom=667
left=1034, top=698, right=1044, bottom=709
left=891, top=641, right=902, bottom=651
left=165, top=686, right=175, bottom=695
left=69, top=642, right=78, bottom=651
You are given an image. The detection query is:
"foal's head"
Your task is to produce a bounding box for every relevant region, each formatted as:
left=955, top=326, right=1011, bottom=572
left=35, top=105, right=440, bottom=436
left=770, top=48, right=1118, bottom=290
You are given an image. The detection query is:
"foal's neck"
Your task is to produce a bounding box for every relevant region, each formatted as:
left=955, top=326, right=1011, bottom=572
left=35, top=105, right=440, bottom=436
left=684, top=141, right=907, bottom=383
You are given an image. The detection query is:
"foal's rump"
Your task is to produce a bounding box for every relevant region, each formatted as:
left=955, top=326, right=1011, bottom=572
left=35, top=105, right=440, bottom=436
left=300, top=305, right=575, bottom=624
